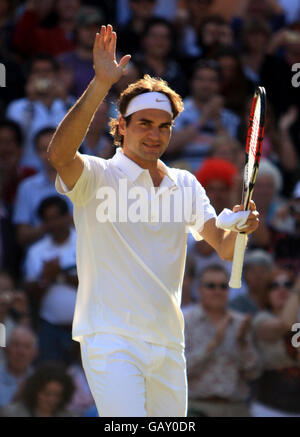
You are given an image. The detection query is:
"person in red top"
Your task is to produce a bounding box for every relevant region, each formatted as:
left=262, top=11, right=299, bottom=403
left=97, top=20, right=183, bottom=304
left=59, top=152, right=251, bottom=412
left=13, top=0, right=81, bottom=57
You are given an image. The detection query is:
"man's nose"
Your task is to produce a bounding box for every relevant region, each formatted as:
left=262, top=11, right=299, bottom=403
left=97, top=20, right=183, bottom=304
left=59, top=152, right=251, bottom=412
left=148, top=126, right=160, bottom=140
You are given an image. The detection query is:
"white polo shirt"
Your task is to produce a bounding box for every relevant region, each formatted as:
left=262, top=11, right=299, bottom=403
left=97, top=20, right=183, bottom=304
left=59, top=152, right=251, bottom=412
left=55, top=148, right=216, bottom=350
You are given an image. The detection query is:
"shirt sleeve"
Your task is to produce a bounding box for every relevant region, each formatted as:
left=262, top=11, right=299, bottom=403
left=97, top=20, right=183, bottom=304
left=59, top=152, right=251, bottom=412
left=55, top=154, right=107, bottom=207
left=187, top=175, right=217, bottom=241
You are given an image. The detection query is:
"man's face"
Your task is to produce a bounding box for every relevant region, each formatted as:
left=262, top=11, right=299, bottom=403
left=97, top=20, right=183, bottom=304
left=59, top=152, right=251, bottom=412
left=42, top=205, right=70, bottom=238
left=120, top=108, right=173, bottom=165
left=199, top=270, right=229, bottom=311
left=30, top=60, right=56, bottom=82
left=253, top=175, right=276, bottom=208
left=143, top=24, right=171, bottom=58
left=6, top=331, right=37, bottom=373
left=129, top=0, right=156, bottom=20
left=0, top=127, right=21, bottom=172
left=191, top=68, right=220, bottom=102
left=77, top=24, right=99, bottom=50
left=205, top=180, right=230, bottom=215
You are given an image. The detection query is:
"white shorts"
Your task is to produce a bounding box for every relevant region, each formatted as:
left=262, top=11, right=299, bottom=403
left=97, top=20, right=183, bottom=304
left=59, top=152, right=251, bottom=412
left=79, top=332, right=187, bottom=417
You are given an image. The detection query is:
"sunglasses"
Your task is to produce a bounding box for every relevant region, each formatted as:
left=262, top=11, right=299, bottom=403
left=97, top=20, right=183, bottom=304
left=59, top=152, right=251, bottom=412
left=203, top=282, right=228, bottom=290
left=270, top=280, right=293, bottom=289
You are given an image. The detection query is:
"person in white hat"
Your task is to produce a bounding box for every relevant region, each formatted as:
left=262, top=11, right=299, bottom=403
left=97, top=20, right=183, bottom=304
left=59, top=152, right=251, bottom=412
left=47, top=25, right=259, bottom=417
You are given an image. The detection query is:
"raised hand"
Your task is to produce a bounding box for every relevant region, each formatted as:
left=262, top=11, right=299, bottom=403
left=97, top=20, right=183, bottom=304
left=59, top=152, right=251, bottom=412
left=93, top=25, right=131, bottom=87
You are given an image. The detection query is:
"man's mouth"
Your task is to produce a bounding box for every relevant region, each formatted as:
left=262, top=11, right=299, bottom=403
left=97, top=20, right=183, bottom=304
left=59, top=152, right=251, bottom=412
left=143, top=143, right=160, bottom=149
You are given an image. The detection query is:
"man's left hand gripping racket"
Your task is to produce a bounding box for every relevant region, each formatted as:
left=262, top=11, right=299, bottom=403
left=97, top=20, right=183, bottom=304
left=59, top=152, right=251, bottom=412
left=229, top=86, right=266, bottom=289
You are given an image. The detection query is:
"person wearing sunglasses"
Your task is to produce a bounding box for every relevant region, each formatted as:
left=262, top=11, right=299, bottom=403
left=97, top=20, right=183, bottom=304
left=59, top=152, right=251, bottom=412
left=250, top=266, right=300, bottom=417
left=184, top=264, right=261, bottom=417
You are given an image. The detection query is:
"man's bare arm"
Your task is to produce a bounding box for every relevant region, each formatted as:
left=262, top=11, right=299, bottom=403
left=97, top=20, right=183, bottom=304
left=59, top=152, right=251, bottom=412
left=47, top=25, right=131, bottom=190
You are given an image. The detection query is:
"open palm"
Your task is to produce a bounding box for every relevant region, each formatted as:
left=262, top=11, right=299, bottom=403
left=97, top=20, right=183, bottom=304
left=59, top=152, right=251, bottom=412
left=93, top=25, right=131, bottom=87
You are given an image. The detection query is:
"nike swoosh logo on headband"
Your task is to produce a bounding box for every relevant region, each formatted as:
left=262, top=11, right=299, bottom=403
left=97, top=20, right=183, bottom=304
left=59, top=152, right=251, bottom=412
left=156, top=98, right=167, bottom=102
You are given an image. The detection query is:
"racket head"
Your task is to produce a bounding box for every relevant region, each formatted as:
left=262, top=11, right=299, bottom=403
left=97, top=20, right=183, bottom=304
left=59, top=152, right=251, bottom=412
left=243, top=86, right=266, bottom=210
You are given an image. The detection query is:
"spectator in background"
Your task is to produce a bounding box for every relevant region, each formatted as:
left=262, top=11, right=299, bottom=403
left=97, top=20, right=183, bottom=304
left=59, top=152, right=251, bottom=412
left=24, top=196, right=77, bottom=364
left=135, top=18, right=187, bottom=97
left=57, top=6, right=104, bottom=99
left=184, top=264, right=261, bottom=417
left=166, top=60, right=240, bottom=171
left=0, top=119, right=36, bottom=208
left=196, top=158, right=238, bottom=214
left=267, top=182, right=300, bottom=273
left=176, top=0, right=214, bottom=58
left=0, top=0, right=16, bottom=54
left=278, top=0, right=300, bottom=25
left=13, top=127, right=72, bottom=247
left=0, top=326, right=37, bottom=409
left=117, top=0, right=157, bottom=55
left=6, top=53, right=74, bottom=170
left=241, top=18, right=292, bottom=118
left=232, top=0, right=285, bottom=37
left=251, top=267, right=300, bottom=417
left=13, top=0, right=81, bottom=58
left=229, top=250, right=274, bottom=315
left=1, top=362, right=75, bottom=417
left=0, top=271, right=31, bottom=343
left=0, top=175, right=22, bottom=278
left=214, top=47, right=254, bottom=116
left=197, top=15, right=234, bottom=59
left=0, top=271, right=18, bottom=346
left=209, top=135, right=244, bottom=171
left=251, top=159, right=284, bottom=228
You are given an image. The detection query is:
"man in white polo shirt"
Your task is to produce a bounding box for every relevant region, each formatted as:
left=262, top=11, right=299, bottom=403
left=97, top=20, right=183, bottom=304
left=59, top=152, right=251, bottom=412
left=48, top=25, right=259, bottom=417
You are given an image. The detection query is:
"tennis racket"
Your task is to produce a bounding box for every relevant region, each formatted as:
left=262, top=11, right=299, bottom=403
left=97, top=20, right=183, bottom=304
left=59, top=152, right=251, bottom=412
left=229, top=86, right=266, bottom=289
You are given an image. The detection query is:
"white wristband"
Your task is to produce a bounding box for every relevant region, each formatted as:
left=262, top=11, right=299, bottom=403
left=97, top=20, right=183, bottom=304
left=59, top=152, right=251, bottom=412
left=216, top=208, right=250, bottom=232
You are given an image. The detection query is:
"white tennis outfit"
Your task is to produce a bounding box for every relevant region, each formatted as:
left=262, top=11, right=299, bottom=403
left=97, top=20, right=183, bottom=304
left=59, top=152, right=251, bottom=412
left=56, top=148, right=216, bottom=417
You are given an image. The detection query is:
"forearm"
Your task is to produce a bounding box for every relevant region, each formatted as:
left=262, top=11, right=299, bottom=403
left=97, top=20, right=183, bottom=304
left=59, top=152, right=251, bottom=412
left=48, top=78, right=111, bottom=167
left=218, top=229, right=241, bottom=262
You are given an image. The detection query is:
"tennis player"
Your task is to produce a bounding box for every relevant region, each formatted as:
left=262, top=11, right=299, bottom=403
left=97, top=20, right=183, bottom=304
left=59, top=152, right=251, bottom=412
left=48, top=25, right=259, bottom=417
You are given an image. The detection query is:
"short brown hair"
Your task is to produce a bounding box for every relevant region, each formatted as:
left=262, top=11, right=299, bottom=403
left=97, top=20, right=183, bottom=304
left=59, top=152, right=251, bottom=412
left=109, top=74, right=184, bottom=147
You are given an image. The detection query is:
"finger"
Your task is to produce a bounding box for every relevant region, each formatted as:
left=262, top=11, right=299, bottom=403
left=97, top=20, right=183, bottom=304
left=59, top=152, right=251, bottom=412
left=108, top=31, right=116, bottom=58
left=249, top=200, right=256, bottom=211
left=232, top=204, right=244, bottom=212
left=248, top=210, right=259, bottom=219
left=118, top=54, right=131, bottom=71
left=104, top=24, right=112, bottom=49
left=244, top=219, right=259, bottom=234
left=98, top=25, right=105, bottom=50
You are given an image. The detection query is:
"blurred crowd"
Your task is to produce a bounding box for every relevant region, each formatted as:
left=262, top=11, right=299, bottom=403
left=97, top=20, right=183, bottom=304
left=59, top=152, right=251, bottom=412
left=0, top=0, right=300, bottom=418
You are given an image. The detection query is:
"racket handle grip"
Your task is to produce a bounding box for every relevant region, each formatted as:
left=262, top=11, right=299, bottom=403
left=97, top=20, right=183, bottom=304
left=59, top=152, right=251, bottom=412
left=229, top=233, right=247, bottom=289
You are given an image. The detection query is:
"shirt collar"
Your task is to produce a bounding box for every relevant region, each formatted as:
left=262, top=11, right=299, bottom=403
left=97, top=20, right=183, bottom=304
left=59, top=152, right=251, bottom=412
left=111, top=147, right=178, bottom=188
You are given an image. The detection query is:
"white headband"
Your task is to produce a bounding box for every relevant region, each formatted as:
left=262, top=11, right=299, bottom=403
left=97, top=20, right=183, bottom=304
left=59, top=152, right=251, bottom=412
left=124, top=92, right=173, bottom=118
